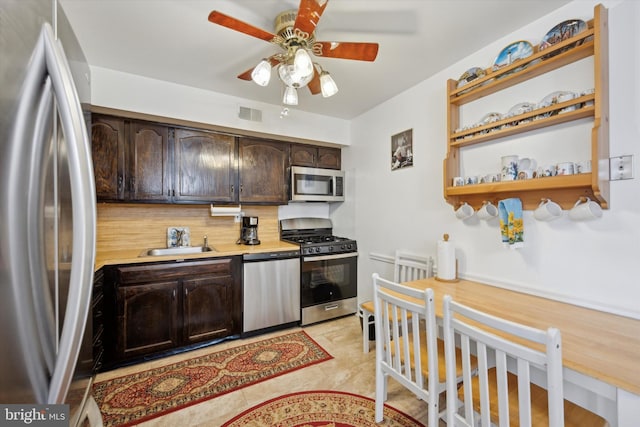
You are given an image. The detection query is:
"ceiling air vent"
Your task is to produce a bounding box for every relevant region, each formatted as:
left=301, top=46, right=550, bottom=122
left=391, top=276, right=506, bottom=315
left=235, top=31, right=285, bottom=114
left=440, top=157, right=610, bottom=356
left=238, top=106, right=262, bottom=122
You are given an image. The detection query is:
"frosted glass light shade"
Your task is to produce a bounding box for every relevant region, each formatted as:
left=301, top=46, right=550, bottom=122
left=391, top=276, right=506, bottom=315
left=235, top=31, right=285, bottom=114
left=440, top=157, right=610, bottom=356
left=319, top=71, right=338, bottom=97
left=251, top=59, right=272, bottom=86
left=293, top=48, right=313, bottom=77
left=282, top=86, right=298, bottom=105
left=278, top=58, right=314, bottom=88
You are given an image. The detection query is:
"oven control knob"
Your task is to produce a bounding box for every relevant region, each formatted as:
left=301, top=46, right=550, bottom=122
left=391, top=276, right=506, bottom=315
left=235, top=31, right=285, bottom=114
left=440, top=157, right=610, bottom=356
left=315, top=247, right=321, bottom=253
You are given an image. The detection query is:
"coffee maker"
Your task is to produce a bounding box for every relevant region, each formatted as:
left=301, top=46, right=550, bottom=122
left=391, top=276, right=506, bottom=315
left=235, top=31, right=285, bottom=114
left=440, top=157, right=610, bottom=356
left=239, top=216, right=260, bottom=245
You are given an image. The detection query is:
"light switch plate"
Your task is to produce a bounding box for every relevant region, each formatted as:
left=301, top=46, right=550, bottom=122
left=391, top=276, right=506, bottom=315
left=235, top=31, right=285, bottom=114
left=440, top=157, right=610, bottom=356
left=609, top=155, right=634, bottom=180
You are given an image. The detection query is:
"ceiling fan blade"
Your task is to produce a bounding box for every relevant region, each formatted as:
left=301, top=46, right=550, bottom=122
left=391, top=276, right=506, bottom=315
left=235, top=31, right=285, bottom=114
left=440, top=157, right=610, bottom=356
left=237, top=56, right=281, bottom=81
left=313, top=41, right=379, bottom=61
left=294, top=0, right=329, bottom=35
left=307, top=68, right=321, bottom=95
left=208, top=11, right=276, bottom=42
left=237, top=67, right=254, bottom=81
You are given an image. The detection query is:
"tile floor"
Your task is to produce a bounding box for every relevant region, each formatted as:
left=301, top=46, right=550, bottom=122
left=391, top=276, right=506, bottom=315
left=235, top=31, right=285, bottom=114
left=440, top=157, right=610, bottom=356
left=94, top=314, right=444, bottom=426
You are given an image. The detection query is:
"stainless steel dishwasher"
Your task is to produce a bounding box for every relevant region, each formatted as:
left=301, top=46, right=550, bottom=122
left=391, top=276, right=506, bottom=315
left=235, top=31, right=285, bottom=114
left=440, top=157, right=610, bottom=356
left=242, top=250, right=301, bottom=334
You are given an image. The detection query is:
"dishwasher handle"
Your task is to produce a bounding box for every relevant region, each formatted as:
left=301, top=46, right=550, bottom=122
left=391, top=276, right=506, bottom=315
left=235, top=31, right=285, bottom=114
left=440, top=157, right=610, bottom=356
left=242, top=250, right=300, bottom=262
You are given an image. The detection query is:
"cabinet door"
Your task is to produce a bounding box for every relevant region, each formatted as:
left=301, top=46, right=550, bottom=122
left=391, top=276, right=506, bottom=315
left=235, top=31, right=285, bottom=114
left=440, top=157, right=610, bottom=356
left=129, top=121, right=171, bottom=201
left=183, top=274, right=234, bottom=344
left=116, top=280, right=180, bottom=360
left=173, top=129, right=238, bottom=203
left=92, top=269, right=105, bottom=373
left=239, top=138, right=289, bottom=204
left=317, top=147, right=341, bottom=169
left=290, top=144, right=316, bottom=167
left=291, top=144, right=341, bottom=170
left=91, top=116, right=125, bottom=201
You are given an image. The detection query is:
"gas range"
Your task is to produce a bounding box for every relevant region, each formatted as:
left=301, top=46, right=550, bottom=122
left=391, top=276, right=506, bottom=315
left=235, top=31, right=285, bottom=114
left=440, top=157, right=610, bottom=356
left=280, top=217, right=358, bottom=326
left=280, top=218, right=357, bottom=256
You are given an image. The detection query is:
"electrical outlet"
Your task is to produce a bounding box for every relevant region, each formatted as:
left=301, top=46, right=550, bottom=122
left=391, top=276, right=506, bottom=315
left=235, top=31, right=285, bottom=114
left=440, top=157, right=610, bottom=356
left=609, top=155, right=634, bottom=180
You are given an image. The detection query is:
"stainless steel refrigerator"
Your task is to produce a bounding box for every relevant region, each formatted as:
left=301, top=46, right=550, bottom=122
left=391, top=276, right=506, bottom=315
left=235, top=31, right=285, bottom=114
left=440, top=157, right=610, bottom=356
left=0, top=0, right=100, bottom=425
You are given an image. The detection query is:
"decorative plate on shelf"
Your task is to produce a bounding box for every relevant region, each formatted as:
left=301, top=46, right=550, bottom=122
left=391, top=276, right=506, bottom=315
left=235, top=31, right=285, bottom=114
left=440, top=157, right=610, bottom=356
left=457, top=66, right=486, bottom=89
left=538, top=91, right=576, bottom=109
left=480, top=112, right=502, bottom=125
left=506, top=102, right=536, bottom=117
left=492, top=40, right=533, bottom=71
left=539, top=19, right=587, bottom=52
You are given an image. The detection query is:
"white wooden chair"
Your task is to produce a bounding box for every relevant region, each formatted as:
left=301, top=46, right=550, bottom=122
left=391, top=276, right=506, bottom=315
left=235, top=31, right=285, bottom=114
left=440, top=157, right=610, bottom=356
left=359, top=251, right=433, bottom=353
left=442, top=295, right=609, bottom=427
left=373, top=273, right=441, bottom=427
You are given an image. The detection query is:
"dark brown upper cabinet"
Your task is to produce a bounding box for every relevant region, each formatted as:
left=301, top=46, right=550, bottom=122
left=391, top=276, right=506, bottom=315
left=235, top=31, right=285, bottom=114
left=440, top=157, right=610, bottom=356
left=92, top=116, right=237, bottom=204
left=91, top=115, right=126, bottom=201
left=239, top=138, right=290, bottom=204
left=92, top=116, right=171, bottom=202
left=129, top=121, right=171, bottom=202
left=291, top=144, right=341, bottom=170
left=173, top=128, right=238, bottom=203
left=92, top=113, right=337, bottom=205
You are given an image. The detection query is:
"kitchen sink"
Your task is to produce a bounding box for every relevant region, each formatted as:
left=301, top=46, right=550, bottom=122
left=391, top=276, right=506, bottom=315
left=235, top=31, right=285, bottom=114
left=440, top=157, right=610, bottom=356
left=141, top=246, right=216, bottom=257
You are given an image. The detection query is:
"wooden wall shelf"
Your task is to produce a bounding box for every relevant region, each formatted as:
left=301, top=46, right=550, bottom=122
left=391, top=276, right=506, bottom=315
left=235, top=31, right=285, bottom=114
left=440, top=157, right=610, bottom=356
left=443, top=4, right=609, bottom=212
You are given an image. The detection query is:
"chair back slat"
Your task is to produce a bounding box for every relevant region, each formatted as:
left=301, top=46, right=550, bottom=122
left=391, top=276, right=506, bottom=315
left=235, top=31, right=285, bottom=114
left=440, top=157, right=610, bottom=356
left=517, top=358, right=533, bottom=426
left=443, top=295, right=565, bottom=427
left=373, top=273, right=439, bottom=427
left=393, top=251, right=433, bottom=283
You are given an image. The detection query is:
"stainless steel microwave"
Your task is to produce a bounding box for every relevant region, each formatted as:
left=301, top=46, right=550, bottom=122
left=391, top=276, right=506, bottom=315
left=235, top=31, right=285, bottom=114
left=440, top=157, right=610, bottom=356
left=290, top=166, right=345, bottom=202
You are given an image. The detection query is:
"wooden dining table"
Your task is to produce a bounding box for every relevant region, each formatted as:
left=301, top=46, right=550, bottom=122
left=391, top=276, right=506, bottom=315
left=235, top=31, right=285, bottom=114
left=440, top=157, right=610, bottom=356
left=401, top=277, right=640, bottom=426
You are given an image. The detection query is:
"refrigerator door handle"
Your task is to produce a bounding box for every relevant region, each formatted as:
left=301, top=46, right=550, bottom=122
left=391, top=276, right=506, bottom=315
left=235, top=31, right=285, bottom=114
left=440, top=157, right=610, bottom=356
left=41, top=23, right=97, bottom=404
left=28, top=76, right=57, bottom=376
left=7, top=20, right=52, bottom=404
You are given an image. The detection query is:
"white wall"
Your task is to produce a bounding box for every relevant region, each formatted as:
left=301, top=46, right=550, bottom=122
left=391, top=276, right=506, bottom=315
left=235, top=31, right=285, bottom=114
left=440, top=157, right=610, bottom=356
left=90, top=66, right=351, bottom=145
left=350, top=0, right=640, bottom=319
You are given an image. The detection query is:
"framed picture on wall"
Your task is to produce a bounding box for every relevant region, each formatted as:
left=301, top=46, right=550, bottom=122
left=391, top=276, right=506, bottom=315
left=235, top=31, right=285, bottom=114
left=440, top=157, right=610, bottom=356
left=391, top=129, right=413, bottom=170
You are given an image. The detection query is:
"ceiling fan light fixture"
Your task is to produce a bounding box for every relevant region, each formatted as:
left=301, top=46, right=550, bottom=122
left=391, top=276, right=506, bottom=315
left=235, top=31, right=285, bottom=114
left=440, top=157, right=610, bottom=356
left=208, top=3, right=378, bottom=107
left=282, top=86, right=299, bottom=105
left=319, top=70, right=338, bottom=98
left=251, top=58, right=272, bottom=86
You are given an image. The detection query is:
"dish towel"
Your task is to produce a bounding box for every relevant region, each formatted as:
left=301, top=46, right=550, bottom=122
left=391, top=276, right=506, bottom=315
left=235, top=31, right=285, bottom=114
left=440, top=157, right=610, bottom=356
left=498, top=198, right=524, bottom=249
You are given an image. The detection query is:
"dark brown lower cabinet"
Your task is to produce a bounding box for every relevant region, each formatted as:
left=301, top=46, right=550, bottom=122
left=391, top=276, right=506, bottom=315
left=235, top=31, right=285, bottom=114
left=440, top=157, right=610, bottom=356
left=183, top=274, right=236, bottom=344
left=103, top=256, right=241, bottom=368
left=117, top=279, right=180, bottom=359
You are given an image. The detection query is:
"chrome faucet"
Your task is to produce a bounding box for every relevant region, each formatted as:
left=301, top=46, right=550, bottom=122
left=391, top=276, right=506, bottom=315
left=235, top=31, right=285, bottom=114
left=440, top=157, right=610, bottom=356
left=204, top=235, right=208, bottom=248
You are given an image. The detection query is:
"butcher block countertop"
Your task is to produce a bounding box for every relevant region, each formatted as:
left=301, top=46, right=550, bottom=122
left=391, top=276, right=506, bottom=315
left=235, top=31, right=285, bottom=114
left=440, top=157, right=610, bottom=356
left=94, top=240, right=300, bottom=271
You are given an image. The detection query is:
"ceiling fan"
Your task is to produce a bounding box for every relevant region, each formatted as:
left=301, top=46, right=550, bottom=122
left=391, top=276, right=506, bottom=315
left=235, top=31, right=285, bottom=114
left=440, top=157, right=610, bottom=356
left=208, top=0, right=379, bottom=106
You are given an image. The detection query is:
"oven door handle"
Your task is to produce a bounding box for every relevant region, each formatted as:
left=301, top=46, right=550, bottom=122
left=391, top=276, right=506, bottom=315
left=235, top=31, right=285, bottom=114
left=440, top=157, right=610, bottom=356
left=303, top=253, right=358, bottom=262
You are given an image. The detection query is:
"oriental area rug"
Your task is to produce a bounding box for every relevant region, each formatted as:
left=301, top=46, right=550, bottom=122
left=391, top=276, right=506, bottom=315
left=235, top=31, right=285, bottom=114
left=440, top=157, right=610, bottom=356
left=92, top=331, right=332, bottom=427
left=222, top=390, right=426, bottom=427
